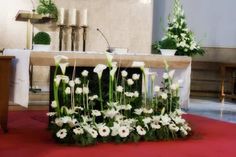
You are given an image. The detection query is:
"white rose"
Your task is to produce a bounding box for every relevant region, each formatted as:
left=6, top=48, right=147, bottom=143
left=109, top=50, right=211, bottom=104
left=74, top=78, right=81, bottom=85
left=65, top=87, right=71, bottom=94
left=116, top=85, right=123, bottom=93
left=69, top=80, right=75, bottom=87
left=83, top=87, right=89, bottom=94
left=121, top=70, right=128, bottom=77
left=127, top=79, right=134, bottom=86
left=75, top=87, right=82, bottom=94
left=81, top=70, right=89, bottom=77
left=132, top=74, right=140, bottom=80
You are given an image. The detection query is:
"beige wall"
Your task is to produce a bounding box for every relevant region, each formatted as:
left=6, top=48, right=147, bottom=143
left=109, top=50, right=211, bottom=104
left=0, top=0, right=153, bottom=53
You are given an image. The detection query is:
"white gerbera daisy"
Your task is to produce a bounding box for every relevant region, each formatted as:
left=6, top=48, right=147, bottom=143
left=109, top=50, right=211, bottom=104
left=98, top=126, right=110, bottom=137
left=56, top=129, right=67, bottom=139
left=136, top=126, right=146, bottom=136
left=88, top=129, right=98, bottom=138
left=118, top=126, right=130, bottom=138
left=150, top=122, right=161, bottom=129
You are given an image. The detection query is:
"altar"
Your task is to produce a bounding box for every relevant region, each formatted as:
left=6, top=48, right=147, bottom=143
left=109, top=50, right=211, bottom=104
left=4, top=49, right=191, bottom=109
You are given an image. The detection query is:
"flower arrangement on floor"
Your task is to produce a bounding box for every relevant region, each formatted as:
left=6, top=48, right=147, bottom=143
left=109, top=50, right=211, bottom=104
left=47, top=53, right=191, bottom=146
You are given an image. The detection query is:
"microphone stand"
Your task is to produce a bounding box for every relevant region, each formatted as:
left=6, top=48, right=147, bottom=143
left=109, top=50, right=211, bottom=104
left=97, top=28, right=112, bottom=53
left=80, top=26, right=88, bottom=52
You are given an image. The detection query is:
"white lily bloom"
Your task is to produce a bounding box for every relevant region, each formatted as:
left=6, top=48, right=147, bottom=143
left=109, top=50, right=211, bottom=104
left=89, top=95, right=98, bottom=101
left=124, top=104, right=132, bottom=110
left=106, top=53, right=113, bottom=66
left=116, top=86, right=123, bottom=93
left=127, top=79, right=134, bottom=86
left=152, top=116, right=161, bottom=122
left=154, top=86, right=160, bottom=93
left=125, top=92, right=134, bottom=98
left=134, top=108, right=143, bottom=115
left=81, top=70, right=89, bottom=77
left=174, top=116, right=186, bottom=124
left=91, top=110, right=101, bottom=116
left=75, top=87, right=83, bottom=94
left=180, top=127, right=188, bottom=136
left=82, top=87, right=89, bottom=94
left=51, top=100, right=57, bottom=108
left=54, top=55, right=68, bottom=65
left=93, top=64, right=107, bottom=79
left=56, top=129, right=67, bottom=139
left=142, top=117, right=152, bottom=124
left=121, top=70, right=128, bottom=78
left=73, top=128, right=84, bottom=135
left=69, top=80, right=75, bottom=87
left=143, top=108, right=153, bottom=114
left=59, top=62, right=69, bottom=75
left=55, top=118, right=63, bottom=127
left=65, top=87, right=71, bottom=94
left=110, top=66, right=117, bottom=80
left=168, top=70, right=175, bottom=78
left=161, top=92, right=168, bottom=100
left=118, top=126, right=130, bottom=138
left=136, top=126, right=146, bottom=136
left=132, top=74, right=140, bottom=80
left=61, top=116, right=72, bottom=124
left=98, top=125, right=110, bottom=137
left=160, top=114, right=171, bottom=126
left=104, top=108, right=118, bottom=118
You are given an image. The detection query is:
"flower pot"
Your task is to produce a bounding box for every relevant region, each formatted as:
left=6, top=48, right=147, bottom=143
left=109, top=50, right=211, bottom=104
left=33, top=44, right=50, bottom=51
left=160, top=49, right=177, bottom=56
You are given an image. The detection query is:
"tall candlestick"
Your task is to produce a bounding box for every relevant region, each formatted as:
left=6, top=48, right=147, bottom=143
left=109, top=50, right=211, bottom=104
left=81, top=9, right=88, bottom=26
left=59, top=8, right=65, bottom=25
left=69, top=9, right=77, bottom=26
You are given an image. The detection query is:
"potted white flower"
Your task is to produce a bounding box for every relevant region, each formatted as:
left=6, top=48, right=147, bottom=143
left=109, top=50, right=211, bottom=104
left=159, top=36, right=177, bottom=56
left=33, top=31, right=51, bottom=51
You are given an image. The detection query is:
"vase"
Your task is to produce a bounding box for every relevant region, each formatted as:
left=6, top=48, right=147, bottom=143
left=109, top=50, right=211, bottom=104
left=33, top=44, right=50, bottom=51
left=160, top=49, right=176, bottom=56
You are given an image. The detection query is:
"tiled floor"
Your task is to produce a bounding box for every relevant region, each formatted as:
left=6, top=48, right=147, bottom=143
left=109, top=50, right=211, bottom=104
left=188, top=98, right=236, bottom=123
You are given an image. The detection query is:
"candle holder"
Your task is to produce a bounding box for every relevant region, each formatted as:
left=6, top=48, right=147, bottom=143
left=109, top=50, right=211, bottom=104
left=69, top=25, right=78, bottom=51
left=80, top=26, right=88, bottom=52
left=57, top=24, right=66, bottom=51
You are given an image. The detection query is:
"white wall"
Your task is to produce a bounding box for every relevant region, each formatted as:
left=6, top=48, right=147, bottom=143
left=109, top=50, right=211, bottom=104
left=153, top=0, right=236, bottom=48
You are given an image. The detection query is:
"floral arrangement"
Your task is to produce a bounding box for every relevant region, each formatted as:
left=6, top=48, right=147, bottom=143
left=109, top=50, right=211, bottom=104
left=152, top=0, right=204, bottom=56
left=47, top=53, right=191, bottom=146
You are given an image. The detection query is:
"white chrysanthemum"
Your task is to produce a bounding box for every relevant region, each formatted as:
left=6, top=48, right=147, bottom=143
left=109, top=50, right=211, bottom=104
left=116, top=85, right=123, bottom=93
left=46, top=112, right=56, bottom=117
left=154, top=86, right=160, bottom=92
left=51, top=100, right=57, bottom=108
left=121, top=70, right=128, bottom=78
left=91, top=110, right=101, bottom=116
left=59, top=62, right=69, bottom=75
left=143, top=108, right=153, bottom=114
left=127, top=79, right=134, bottom=86
left=73, top=127, right=84, bottom=135
left=160, top=114, right=171, bottom=126
left=75, top=87, right=82, bottom=94
left=69, top=80, right=75, bottom=87
left=61, top=116, right=72, bottom=124
left=98, top=125, right=110, bottom=137
left=65, top=87, right=71, bottom=94
left=161, top=92, right=168, bottom=100
left=103, top=108, right=118, bottom=118
left=134, top=91, right=139, bottom=98
left=118, top=126, right=130, bottom=138
left=162, top=73, right=169, bottom=79
left=94, top=64, right=107, bottom=79
left=125, top=92, right=134, bottom=98
left=55, top=118, right=63, bottom=127
left=136, top=126, right=146, bottom=136
left=88, top=129, right=98, bottom=138
left=74, top=78, right=81, bottom=85
left=111, top=122, right=120, bottom=136
left=82, top=87, right=89, bottom=94
left=54, top=55, right=68, bottom=65
left=134, top=108, right=143, bottom=115
left=124, top=104, right=132, bottom=110
left=54, top=75, right=62, bottom=86
left=132, top=74, right=140, bottom=80
left=150, top=122, right=161, bottom=129
left=56, top=129, right=67, bottom=139
left=81, top=70, right=89, bottom=77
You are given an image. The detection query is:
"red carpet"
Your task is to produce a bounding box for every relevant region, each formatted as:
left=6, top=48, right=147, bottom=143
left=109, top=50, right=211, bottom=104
left=0, top=111, right=236, bottom=157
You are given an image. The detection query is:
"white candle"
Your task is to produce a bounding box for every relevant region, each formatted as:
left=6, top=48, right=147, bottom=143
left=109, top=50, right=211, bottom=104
left=69, top=9, right=77, bottom=26
left=59, top=8, right=65, bottom=25
left=81, top=9, right=88, bottom=26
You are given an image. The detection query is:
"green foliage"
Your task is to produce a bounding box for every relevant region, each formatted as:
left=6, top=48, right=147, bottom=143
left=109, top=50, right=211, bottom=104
left=36, top=0, right=58, bottom=21
left=152, top=41, right=161, bottom=54
left=158, top=37, right=177, bottom=49
left=33, top=32, right=51, bottom=45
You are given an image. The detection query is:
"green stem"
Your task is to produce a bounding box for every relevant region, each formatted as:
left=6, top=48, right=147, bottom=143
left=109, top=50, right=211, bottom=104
left=53, top=66, right=60, bottom=116
left=98, top=78, right=103, bottom=111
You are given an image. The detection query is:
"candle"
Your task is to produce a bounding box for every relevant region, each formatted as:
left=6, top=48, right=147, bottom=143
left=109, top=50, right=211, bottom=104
left=81, top=9, right=88, bottom=26
left=69, top=9, right=77, bottom=26
left=59, top=8, right=65, bottom=25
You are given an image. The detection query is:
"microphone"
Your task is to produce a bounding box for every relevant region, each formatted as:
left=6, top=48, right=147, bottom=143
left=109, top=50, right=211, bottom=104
left=96, top=28, right=112, bottom=53
left=30, top=0, right=36, bottom=12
